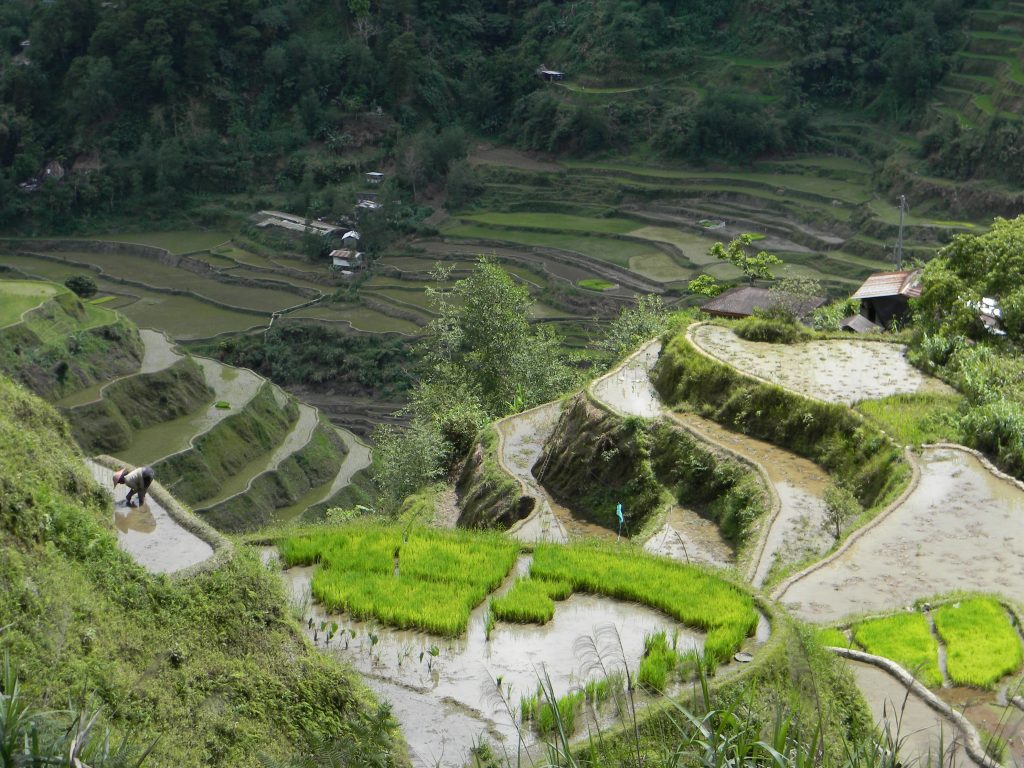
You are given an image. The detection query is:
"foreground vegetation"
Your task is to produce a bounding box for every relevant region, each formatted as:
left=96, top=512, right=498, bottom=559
left=0, top=374, right=397, bottom=767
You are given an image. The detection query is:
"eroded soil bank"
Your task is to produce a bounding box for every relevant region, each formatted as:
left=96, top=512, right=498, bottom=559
left=779, top=447, right=1024, bottom=623
left=87, top=459, right=213, bottom=573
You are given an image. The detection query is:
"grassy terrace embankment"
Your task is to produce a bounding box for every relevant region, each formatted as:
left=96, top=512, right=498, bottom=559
left=653, top=329, right=910, bottom=518
left=0, top=374, right=396, bottom=767
left=0, top=278, right=145, bottom=401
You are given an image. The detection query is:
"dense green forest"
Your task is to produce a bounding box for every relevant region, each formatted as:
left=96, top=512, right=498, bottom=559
left=0, top=0, right=983, bottom=229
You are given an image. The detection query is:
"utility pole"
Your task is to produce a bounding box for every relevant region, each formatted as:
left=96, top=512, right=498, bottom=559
left=894, top=195, right=907, bottom=270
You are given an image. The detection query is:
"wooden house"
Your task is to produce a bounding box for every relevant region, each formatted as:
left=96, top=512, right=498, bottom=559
left=850, top=270, right=921, bottom=328
left=537, top=65, right=565, bottom=82
left=365, top=172, right=384, bottom=184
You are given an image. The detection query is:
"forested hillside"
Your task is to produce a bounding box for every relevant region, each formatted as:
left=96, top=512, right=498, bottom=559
left=0, top=0, right=989, bottom=229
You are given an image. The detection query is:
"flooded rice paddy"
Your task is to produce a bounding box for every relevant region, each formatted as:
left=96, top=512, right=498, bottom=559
left=847, top=661, right=976, bottom=767
left=779, top=447, right=1024, bottom=623
left=87, top=459, right=213, bottom=573
left=276, top=554, right=703, bottom=768
left=690, top=324, right=953, bottom=404
left=669, top=412, right=830, bottom=586
left=272, top=426, right=373, bottom=522
left=115, top=357, right=263, bottom=466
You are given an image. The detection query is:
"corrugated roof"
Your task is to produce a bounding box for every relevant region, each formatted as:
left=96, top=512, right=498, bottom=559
left=839, top=314, right=881, bottom=333
left=851, top=270, right=922, bottom=300
left=700, top=286, right=825, bottom=318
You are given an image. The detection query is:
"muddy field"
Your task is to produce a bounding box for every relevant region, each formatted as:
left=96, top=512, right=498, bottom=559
left=690, top=324, right=953, bottom=404
left=779, top=447, right=1024, bottom=623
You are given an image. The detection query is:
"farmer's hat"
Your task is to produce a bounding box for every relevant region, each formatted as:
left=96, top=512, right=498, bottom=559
left=113, top=468, right=127, bottom=486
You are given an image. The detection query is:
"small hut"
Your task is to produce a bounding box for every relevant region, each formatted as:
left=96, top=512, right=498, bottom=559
left=536, top=65, right=565, bottom=82
left=850, top=270, right=922, bottom=328
left=365, top=172, right=385, bottom=184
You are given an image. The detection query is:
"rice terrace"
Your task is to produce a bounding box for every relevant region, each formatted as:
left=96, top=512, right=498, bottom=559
left=7, top=1, right=1024, bottom=767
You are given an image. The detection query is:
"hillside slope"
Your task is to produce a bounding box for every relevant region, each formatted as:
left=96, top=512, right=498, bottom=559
left=0, top=374, right=398, bottom=767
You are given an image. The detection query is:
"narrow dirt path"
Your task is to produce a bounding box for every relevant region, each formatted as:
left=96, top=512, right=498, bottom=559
left=87, top=458, right=213, bottom=574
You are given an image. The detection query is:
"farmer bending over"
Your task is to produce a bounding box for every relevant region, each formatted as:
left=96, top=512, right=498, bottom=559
left=113, top=466, right=155, bottom=507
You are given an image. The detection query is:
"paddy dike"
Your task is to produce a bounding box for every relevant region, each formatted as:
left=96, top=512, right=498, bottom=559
left=777, top=446, right=1024, bottom=623
left=276, top=552, right=704, bottom=768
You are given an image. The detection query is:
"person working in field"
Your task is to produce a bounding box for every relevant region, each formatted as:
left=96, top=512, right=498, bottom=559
left=113, top=466, right=155, bottom=507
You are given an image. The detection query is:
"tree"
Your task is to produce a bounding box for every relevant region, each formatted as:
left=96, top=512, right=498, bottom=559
left=710, top=235, right=782, bottom=284
left=822, top=483, right=861, bottom=540
left=64, top=274, right=97, bottom=298
left=687, top=274, right=722, bottom=297
left=768, top=277, right=823, bottom=323
left=371, top=420, right=447, bottom=513
left=598, top=294, right=669, bottom=361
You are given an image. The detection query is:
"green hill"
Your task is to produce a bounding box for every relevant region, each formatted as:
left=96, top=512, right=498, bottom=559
left=0, top=373, right=397, bottom=766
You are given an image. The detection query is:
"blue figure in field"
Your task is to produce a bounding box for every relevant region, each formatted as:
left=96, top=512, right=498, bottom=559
left=616, top=502, right=624, bottom=539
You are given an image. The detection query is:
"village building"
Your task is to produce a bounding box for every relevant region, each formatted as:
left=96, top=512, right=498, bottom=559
left=700, top=285, right=826, bottom=320
left=850, top=270, right=922, bottom=328
left=254, top=210, right=342, bottom=237
left=341, top=230, right=361, bottom=248
left=330, top=249, right=365, bottom=273
left=365, top=171, right=385, bottom=184
left=537, top=65, right=565, bottom=82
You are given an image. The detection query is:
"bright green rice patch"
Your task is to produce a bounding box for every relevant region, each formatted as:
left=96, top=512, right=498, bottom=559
left=856, top=392, right=964, bottom=447
left=279, top=523, right=519, bottom=636
left=491, top=579, right=556, bottom=624
left=536, top=690, right=584, bottom=736
left=529, top=543, right=758, bottom=663
left=88, top=295, right=117, bottom=305
left=461, top=212, right=639, bottom=234
left=816, top=627, right=853, bottom=648
left=934, top=598, right=1023, bottom=688
left=853, top=613, right=942, bottom=687
left=638, top=630, right=697, bottom=692
left=0, top=279, right=59, bottom=326
left=578, top=278, right=616, bottom=291
left=743, top=232, right=767, bottom=241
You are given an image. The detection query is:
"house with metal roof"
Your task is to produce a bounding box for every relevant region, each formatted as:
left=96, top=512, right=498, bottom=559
left=850, top=270, right=922, bottom=328
left=699, top=285, right=825, bottom=320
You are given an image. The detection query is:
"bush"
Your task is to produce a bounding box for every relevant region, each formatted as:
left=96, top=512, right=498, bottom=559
left=734, top=316, right=807, bottom=344
left=64, top=274, right=98, bottom=298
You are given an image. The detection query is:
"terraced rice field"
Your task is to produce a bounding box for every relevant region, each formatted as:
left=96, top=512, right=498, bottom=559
left=0, top=279, right=59, bottom=327
left=272, top=426, right=372, bottom=522
left=114, top=357, right=263, bottom=465
left=91, top=230, right=233, bottom=253
left=778, top=447, right=1024, bottom=623
left=690, top=324, right=954, bottom=404
left=86, top=459, right=213, bottom=574
left=286, top=304, right=420, bottom=335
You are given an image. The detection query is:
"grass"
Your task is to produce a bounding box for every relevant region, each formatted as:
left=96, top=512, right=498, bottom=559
left=933, top=598, right=1023, bottom=688
left=460, top=212, right=639, bottom=234
left=529, top=542, right=758, bottom=663
left=579, top=278, right=615, bottom=291
left=0, top=279, right=61, bottom=327
left=816, top=627, right=853, bottom=648
left=856, top=392, right=964, bottom=446
left=279, top=523, right=519, bottom=636
left=853, top=613, right=942, bottom=687
left=0, top=374, right=391, bottom=767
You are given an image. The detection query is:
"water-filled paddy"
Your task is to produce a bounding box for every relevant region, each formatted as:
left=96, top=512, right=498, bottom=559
left=45, top=250, right=306, bottom=313
left=286, top=304, right=421, bottom=335
left=779, top=447, right=1024, bottom=623
left=691, top=324, right=954, bottom=404
left=86, top=459, right=213, bottom=573
left=114, top=357, right=263, bottom=465
left=277, top=554, right=701, bottom=768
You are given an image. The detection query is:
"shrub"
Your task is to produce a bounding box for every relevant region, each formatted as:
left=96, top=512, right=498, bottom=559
left=734, top=316, right=807, bottom=344
left=64, top=274, right=98, bottom=299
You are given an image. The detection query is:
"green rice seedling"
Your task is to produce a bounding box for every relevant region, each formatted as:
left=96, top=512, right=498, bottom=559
left=856, top=392, right=964, bottom=446
left=529, top=542, right=758, bottom=663
left=638, top=631, right=689, bottom=692
left=583, top=676, right=613, bottom=705
left=853, top=613, right=942, bottom=687
left=535, top=690, right=584, bottom=736
left=520, top=685, right=543, bottom=722
left=934, top=598, right=1023, bottom=688
left=491, top=579, right=556, bottom=624
left=578, top=279, right=615, bottom=291
left=538, top=578, right=573, bottom=600
left=815, top=627, right=852, bottom=648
